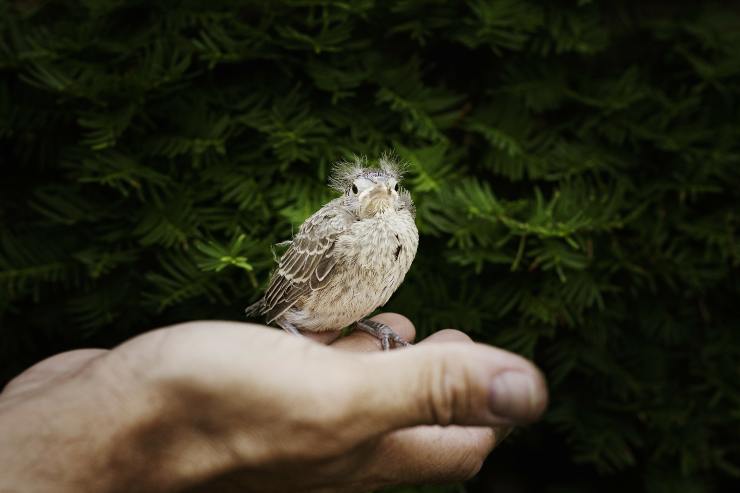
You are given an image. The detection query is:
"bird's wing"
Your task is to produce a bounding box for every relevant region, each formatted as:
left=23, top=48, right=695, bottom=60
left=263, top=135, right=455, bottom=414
left=262, top=200, right=353, bottom=324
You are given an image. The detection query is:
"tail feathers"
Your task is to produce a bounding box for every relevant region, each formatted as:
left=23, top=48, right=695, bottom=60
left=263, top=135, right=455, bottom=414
left=244, top=298, right=265, bottom=319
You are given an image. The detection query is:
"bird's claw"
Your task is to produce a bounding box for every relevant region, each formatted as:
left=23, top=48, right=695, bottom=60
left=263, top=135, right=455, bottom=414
left=356, top=319, right=411, bottom=351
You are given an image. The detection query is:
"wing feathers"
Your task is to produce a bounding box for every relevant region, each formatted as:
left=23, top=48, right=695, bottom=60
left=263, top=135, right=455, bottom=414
left=261, top=200, right=352, bottom=322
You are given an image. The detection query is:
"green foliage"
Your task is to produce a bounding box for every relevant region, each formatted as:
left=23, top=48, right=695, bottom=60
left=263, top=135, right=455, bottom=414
left=2, top=1, right=739, bottom=491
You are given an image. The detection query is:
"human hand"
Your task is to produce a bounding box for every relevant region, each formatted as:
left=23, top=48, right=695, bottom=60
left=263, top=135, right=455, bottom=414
left=0, top=314, right=548, bottom=493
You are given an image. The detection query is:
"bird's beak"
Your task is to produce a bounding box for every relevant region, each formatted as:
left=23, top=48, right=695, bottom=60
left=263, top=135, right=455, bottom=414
left=360, top=183, right=394, bottom=217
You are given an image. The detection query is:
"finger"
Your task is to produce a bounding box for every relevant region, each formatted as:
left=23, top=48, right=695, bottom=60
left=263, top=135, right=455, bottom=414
left=2, top=349, right=108, bottom=396
left=302, top=330, right=342, bottom=345
left=336, top=327, right=516, bottom=470
left=330, top=313, right=416, bottom=352
left=415, top=332, right=515, bottom=466
left=364, top=425, right=498, bottom=485
left=416, top=328, right=472, bottom=345
left=344, top=341, right=548, bottom=438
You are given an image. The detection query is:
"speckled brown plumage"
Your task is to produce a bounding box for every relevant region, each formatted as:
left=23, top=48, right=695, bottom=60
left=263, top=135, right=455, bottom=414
left=246, top=154, right=419, bottom=349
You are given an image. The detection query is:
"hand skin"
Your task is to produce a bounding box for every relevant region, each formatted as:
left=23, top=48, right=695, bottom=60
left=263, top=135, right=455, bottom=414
left=0, top=313, right=548, bottom=493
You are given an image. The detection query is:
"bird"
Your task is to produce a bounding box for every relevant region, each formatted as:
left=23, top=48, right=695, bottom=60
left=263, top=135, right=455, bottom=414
left=246, top=154, right=419, bottom=350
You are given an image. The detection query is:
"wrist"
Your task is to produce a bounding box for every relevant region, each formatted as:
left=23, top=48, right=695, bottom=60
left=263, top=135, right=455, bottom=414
left=0, top=353, right=227, bottom=493
left=0, top=367, right=142, bottom=493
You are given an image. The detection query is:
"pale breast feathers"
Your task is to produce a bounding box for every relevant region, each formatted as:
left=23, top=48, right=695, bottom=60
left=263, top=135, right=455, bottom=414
left=262, top=200, right=354, bottom=323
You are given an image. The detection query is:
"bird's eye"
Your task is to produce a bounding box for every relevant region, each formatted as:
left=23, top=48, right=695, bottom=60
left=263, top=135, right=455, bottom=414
left=394, top=183, right=400, bottom=192
left=351, top=184, right=358, bottom=194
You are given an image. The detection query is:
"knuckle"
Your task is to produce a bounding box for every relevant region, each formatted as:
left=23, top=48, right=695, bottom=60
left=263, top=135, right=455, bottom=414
left=422, top=354, right=472, bottom=425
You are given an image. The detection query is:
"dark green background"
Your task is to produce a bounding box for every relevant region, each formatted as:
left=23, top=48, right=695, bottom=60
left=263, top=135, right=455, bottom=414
left=1, top=1, right=739, bottom=491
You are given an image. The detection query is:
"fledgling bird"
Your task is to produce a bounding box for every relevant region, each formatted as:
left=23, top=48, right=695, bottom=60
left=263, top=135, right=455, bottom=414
left=246, top=154, right=419, bottom=350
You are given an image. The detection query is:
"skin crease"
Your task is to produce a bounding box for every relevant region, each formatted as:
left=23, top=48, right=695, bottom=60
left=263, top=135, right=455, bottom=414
left=0, top=314, right=548, bottom=493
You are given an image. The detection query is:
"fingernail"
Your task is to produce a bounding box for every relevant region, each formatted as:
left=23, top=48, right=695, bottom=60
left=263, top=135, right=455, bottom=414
left=489, top=371, right=539, bottom=422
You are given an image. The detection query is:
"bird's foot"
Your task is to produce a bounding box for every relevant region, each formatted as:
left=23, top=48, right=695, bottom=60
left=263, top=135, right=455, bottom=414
left=277, top=320, right=302, bottom=336
left=356, top=319, right=411, bottom=351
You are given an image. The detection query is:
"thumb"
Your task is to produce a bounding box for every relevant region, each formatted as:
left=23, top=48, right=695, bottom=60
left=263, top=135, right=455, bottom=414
left=348, top=342, right=548, bottom=435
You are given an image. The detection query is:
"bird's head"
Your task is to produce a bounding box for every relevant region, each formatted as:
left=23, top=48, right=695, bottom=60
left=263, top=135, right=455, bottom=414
left=331, top=154, right=415, bottom=219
